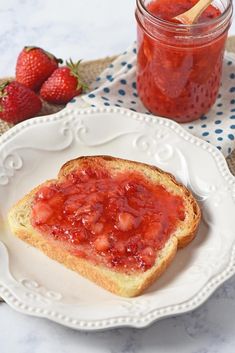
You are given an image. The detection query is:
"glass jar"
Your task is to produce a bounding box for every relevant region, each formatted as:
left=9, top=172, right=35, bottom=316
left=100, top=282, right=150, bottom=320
left=135, top=0, right=233, bottom=123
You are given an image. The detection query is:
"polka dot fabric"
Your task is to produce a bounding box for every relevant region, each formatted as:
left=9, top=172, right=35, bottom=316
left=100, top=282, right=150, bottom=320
left=67, top=44, right=235, bottom=157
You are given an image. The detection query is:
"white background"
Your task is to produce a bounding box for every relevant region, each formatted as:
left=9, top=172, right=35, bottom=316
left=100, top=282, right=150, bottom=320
left=0, top=0, right=235, bottom=77
left=0, top=1, right=235, bottom=353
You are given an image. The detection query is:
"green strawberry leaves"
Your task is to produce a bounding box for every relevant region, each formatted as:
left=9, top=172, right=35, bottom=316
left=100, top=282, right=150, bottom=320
left=66, top=59, right=89, bottom=92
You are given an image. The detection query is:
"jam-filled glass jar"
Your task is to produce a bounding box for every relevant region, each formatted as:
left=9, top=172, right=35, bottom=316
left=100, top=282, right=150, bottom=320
left=135, top=0, right=233, bottom=122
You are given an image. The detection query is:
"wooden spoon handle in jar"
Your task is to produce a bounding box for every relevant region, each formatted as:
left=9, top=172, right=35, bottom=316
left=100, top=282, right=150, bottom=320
left=173, top=0, right=213, bottom=25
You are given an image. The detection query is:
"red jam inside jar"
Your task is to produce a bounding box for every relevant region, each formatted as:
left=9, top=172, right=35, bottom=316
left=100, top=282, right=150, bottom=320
left=136, top=0, right=232, bottom=122
left=31, top=165, right=185, bottom=274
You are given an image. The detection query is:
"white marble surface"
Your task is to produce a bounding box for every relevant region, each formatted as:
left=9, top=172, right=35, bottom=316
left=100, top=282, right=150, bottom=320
left=1, top=1, right=235, bottom=352
left=0, top=0, right=136, bottom=77
left=1, top=277, right=235, bottom=353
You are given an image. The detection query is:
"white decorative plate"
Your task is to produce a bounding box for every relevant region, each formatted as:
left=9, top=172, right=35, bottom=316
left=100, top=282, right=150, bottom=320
left=0, top=107, right=235, bottom=331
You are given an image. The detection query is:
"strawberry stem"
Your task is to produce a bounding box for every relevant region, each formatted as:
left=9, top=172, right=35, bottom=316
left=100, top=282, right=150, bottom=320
left=66, top=59, right=89, bottom=92
left=24, top=46, right=63, bottom=64
left=24, top=46, right=38, bottom=52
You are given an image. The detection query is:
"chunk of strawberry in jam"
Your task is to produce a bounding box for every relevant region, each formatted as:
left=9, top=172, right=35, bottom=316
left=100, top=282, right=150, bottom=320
left=139, top=246, right=156, bottom=270
left=31, top=166, right=185, bottom=273
left=32, top=202, right=54, bottom=225
left=113, top=241, right=126, bottom=255
left=145, top=222, right=163, bottom=240
left=90, top=222, right=104, bottom=235
left=94, top=234, right=110, bottom=252
left=117, top=212, right=137, bottom=232
left=81, top=210, right=102, bottom=230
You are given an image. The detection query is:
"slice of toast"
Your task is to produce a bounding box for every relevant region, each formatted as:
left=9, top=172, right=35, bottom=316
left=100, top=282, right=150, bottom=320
left=8, top=156, right=201, bottom=297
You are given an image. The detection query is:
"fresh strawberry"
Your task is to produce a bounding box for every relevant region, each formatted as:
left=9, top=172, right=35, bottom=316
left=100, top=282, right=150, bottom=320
left=16, top=46, right=62, bottom=91
left=40, top=59, right=87, bottom=104
left=0, top=81, right=42, bottom=123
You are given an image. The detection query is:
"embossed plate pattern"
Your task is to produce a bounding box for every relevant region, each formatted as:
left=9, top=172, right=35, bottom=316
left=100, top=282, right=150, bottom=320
left=0, top=107, right=235, bottom=330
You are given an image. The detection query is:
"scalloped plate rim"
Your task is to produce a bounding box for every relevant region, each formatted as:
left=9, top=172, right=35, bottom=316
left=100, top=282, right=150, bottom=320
left=0, top=106, right=235, bottom=331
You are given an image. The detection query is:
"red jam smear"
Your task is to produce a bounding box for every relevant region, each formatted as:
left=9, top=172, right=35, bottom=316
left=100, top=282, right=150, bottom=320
left=31, top=166, right=185, bottom=273
left=137, top=0, right=227, bottom=122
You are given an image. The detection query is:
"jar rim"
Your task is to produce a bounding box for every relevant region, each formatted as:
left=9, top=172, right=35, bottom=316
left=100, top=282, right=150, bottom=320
left=136, top=0, right=233, bottom=30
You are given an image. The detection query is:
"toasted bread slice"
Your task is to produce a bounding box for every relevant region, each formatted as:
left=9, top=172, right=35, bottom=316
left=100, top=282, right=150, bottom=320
left=8, top=156, right=201, bottom=297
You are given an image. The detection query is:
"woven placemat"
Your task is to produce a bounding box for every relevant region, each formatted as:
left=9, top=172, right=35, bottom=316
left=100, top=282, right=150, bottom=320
left=0, top=40, right=235, bottom=302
